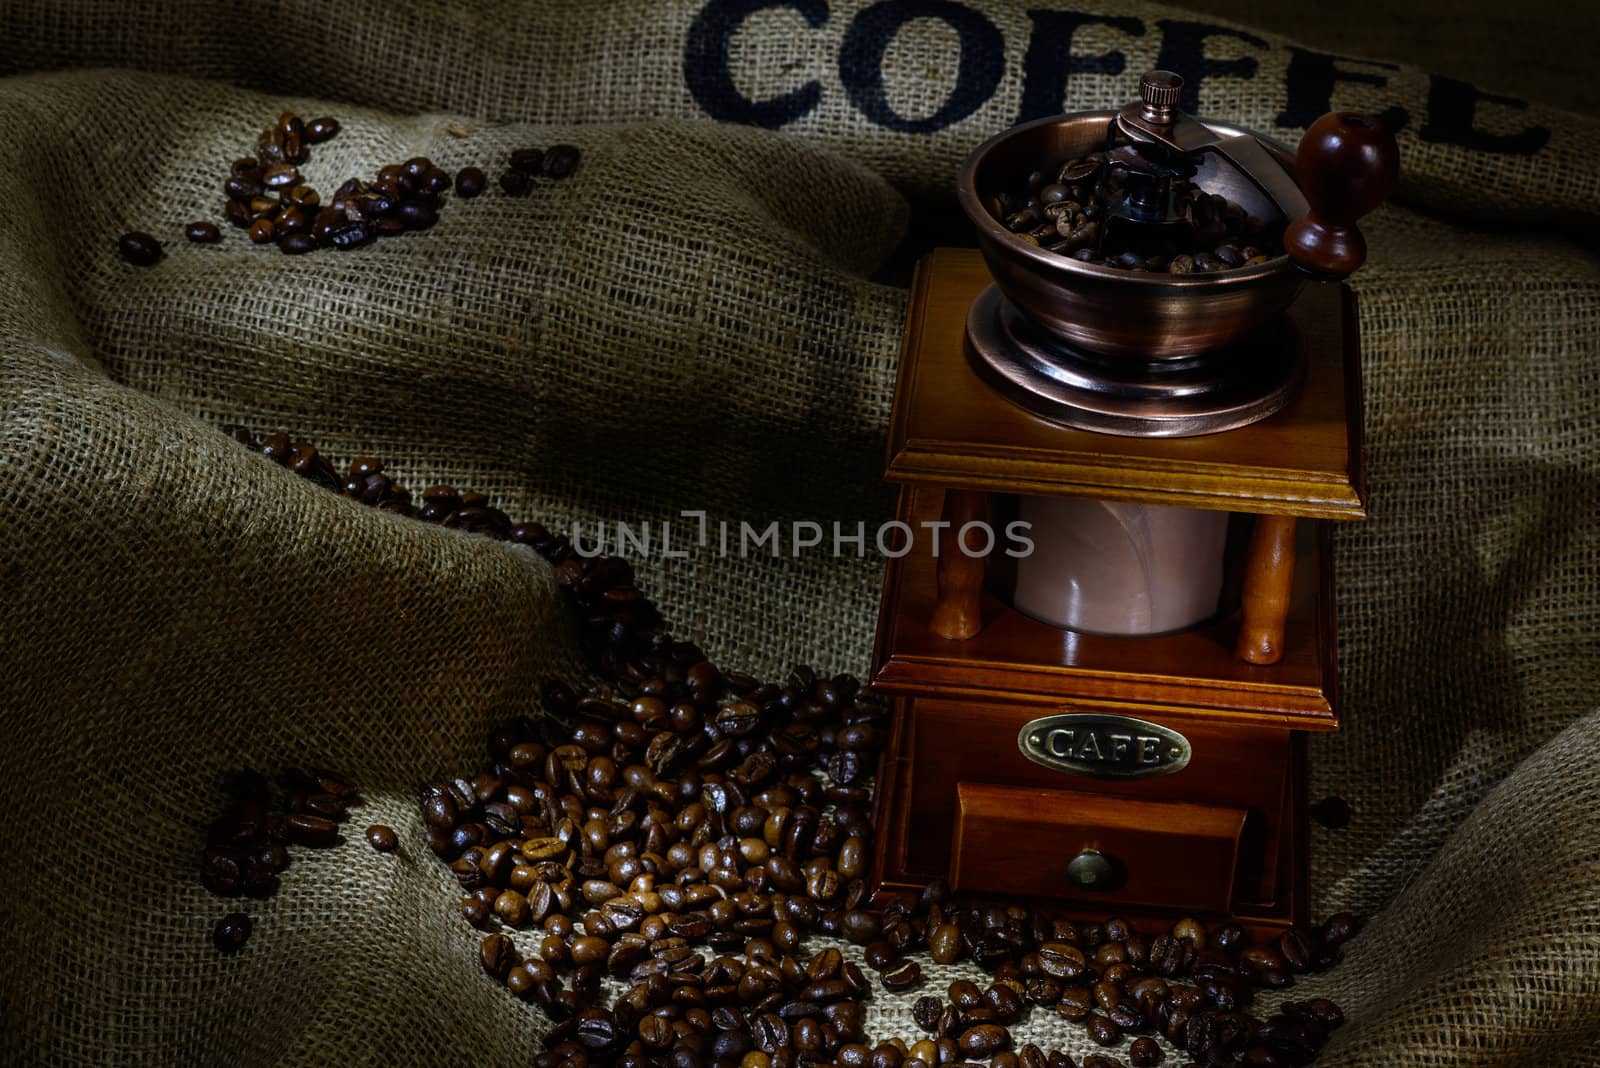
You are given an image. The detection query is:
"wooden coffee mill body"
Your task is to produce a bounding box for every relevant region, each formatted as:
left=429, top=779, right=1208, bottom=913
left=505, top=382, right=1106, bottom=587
left=867, top=89, right=1396, bottom=935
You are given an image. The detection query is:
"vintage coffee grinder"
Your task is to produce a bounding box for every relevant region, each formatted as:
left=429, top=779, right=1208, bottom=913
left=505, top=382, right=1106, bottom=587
left=868, top=73, right=1398, bottom=934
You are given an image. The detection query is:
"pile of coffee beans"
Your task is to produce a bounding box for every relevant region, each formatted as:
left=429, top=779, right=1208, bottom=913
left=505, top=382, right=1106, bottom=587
left=226, top=429, right=1360, bottom=1066
left=996, top=152, right=1280, bottom=275
left=200, top=766, right=362, bottom=952
left=216, top=111, right=459, bottom=256
left=116, top=113, right=580, bottom=265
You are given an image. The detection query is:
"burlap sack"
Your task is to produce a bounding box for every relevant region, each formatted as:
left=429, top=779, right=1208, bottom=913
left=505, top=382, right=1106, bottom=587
left=1, top=1, right=1597, bottom=1065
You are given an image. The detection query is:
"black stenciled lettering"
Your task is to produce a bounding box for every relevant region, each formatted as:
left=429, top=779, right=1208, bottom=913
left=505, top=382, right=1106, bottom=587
left=1419, top=75, right=1550, bottom=156
left=1153, top=19, right=1267, bottom=113
left=839, top=0, right=1005, bottom=133
left=684, top=0, right=829, bottom=128
left=1276, top=47, right=1408, bottom=131
left=1016, top=10, right=1145, bottom=123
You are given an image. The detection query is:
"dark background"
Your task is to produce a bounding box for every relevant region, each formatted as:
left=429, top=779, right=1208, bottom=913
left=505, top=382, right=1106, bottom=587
left=1176, top=0, right=1599, bottom=115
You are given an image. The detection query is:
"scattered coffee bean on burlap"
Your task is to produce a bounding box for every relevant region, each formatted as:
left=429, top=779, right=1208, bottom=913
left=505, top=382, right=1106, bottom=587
left=455, top=166, right=486, bottom=198
left=304, top=116, right=340, bottom=143
left=499, top=169, right=530, bottom=197
left=212, top=913, right=252, bottom=954
left=185, top=221, right=221, bottom=244
left=366, top=825, right=399, bottom=852
left=117, top=231, right=161, bottom=266
left=542, top=144, right=581, bottom=179
left=118, top=115, right=584, bottom=261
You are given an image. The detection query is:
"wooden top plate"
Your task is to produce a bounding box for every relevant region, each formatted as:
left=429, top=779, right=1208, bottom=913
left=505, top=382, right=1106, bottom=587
left=886, top=249, right=1366, bottom=520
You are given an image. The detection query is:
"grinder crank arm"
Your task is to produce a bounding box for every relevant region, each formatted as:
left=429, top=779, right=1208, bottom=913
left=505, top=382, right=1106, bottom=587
left=1116, top=77, right=1309, bottom=222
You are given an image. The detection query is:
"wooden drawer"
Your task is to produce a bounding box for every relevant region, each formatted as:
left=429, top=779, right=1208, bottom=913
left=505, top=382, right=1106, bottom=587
left=949, top=782, right=1246, bottom=914
left=901, top=698, right=1289, bottom=907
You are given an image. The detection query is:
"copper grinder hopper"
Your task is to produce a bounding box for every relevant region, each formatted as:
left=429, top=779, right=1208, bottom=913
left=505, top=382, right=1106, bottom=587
left=958, top=71, right=1399, bottom=437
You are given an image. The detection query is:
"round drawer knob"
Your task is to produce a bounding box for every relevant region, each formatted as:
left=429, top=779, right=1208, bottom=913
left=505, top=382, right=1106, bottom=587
left=1067, top=850, right=1115, bottom=891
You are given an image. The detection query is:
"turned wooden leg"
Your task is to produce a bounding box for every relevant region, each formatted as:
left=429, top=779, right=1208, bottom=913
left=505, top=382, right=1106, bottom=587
left=1236, top=514, right=1297, bottom=664
left=929, top=490, right=990, bottom=640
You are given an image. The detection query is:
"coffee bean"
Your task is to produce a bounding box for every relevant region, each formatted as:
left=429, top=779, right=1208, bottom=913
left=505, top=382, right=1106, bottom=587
left=1082, top=1056, right=1124, bottom=1068
left=365, top=825, right=398, bottom=852
left=397, top=202, right=437, bottom=230
left=499, top=170, right=530, bottom=196
left=225, top=175, right=262, bottom=201
left=571, top=935, right=609, bottom=966
left=284, top=812, right=338, bottom=846
left=1037, top=941, right=1086, bottom=980
left=185, top=221, right=222, bottom=244
left=117, top=231, right=162, bottom=266
left=509, top=147, right=546, bottom=174
left=273, top=113, right=305, bottom=162
left=1301, top=997, right=1345, bottom=1028
left=958, top=1025, right=1010, bottom=1059
left=793, top=1017, right=826, bottom=1055
left=543, top=144, right=581, bottom=178
left=262, top=164, right=300, bottom=189
left=1085, top=1012, right=1121, bottom=1046
left=212, top=912, right=251, bottom=953
left=479, top=932, right=516, bottom=979
left=1091, top=979, right=1123, bottom=1011
left=1058, top=158, right=1100, bottom=183
left=882, top=960, right=921, bottom=991
left=948, top=979, right=983, bottom=1010
left=929, top=923, right=962, bottom=964
left=247, top=218, right=276, bottom=244
left=573, top=1007, right=619, bottom=1051
left=304, top=116, right=340, bottom=143
left=1024, top=977, right=1062, bottom=1006
left=1319, top=912, right=1361, bottom=947
left=1258, top=966, right=1293, bottom=988
left=1107, top=1002, right=1143, bottom=1030
left=838, top=1044, right=871, bottom=1068
left=455, top=166, right=486, bottom=198
left=1278, top=929, right=1312, bottom=972
left=494, top=890, right=531, bottom=928
left=912, top=996, right=943, bottom=1032
left=841, top=909, right=882, bottom=944
left=984, top=984, right=1023, bottom=1022
left=870, top=1042, right=905, bottom=1068
left=462, top=893, right=494, bottom=928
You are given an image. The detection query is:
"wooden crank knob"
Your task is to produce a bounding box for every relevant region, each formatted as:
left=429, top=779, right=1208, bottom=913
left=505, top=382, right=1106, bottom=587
left=1283, top=111, right=1400, bottom=278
